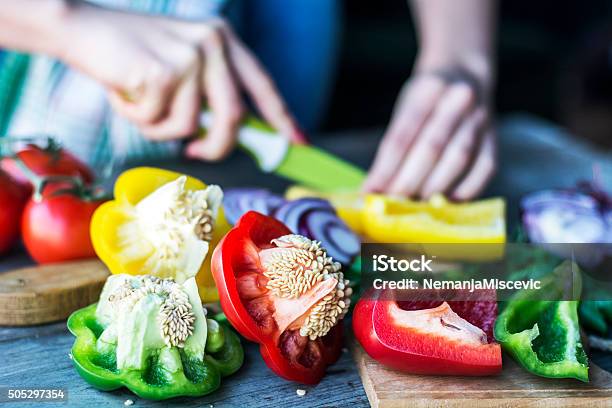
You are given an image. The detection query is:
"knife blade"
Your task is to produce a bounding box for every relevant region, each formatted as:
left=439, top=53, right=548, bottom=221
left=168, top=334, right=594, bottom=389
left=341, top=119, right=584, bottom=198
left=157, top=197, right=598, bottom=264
left=200, top=112, right=366, bottom=192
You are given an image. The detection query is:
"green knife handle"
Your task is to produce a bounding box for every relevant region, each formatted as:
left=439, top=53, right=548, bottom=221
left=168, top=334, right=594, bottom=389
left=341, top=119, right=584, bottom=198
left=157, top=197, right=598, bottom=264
left=199, top=111, right=366, bottom=192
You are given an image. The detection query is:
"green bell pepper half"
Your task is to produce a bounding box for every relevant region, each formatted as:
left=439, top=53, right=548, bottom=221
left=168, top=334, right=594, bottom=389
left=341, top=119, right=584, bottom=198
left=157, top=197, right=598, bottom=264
left=67, top=303, right=244, bottom=400
left=494, top=261, right=589, bottom=382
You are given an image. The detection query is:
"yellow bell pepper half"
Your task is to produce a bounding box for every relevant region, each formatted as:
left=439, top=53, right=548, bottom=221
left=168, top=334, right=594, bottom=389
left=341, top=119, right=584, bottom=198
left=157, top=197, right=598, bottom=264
left=90, top=167, right=230, bottom=302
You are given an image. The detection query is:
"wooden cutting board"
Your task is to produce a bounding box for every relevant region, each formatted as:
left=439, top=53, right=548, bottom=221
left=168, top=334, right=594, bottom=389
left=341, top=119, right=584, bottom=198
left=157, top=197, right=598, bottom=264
left=352, top=342, right=612, bottom=407
left=0, top=259, right=109, bottom=326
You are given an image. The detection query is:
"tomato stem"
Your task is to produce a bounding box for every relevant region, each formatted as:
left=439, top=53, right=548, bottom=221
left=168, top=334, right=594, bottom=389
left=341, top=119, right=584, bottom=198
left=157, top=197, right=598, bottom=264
left=11, top=156, right=85, bottom=201
left=1, top=136, right=109, bottom=202
left=0, top=136, right=59, bottom=157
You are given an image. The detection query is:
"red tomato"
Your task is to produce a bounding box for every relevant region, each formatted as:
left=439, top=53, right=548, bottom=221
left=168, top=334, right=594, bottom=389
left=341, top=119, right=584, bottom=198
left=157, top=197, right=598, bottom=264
left=353, top=288, right=502, bottom=376
left=212, top=211, right=344, bottom=384
left=1, top=143, right=94, bottom=194
left=0, top=170, right=28, bottom=254
left=21, top=184, right=105, bottom=264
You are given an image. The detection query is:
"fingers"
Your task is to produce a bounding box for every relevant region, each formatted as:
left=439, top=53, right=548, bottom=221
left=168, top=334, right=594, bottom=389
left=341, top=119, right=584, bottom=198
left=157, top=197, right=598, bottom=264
left=222, top=26, right=304, bottom=143
left=387, top=83, right=477, bottom=196
left=107, top=59, right=179, bottom=125
left=185, top=29, right=243, bottom=161
left=105, top=30, right=203, bottom=137
left=420, top=108, right=487, bottom=198
left=450, top=129, right=497, bottom=200
left=138, top=59, right=201, bottom=140
left=103, top=16, right=303, bottom=159
left=362, top=76, right=446, bottom=192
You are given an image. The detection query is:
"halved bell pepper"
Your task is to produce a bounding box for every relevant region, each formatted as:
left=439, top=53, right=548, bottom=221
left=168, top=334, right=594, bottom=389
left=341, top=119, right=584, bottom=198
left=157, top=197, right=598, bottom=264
left=67, top=275, right=243, bottom=400
left=91, top=167, right=231, bottom=301
left=211, top=211, right=350, bottom=384
left=494, top=261, right=589, bottom=382
left=353, top=288, right=502, bottom=376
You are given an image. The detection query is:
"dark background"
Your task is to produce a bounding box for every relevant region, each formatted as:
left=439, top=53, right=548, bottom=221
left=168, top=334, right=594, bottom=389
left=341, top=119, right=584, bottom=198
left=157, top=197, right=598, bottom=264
left=324, top=0, right=612, bottom=148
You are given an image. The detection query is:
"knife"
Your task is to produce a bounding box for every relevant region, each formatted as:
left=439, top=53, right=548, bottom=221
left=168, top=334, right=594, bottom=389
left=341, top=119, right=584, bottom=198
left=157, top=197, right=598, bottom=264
left=200, top=112, right=366, bottom=192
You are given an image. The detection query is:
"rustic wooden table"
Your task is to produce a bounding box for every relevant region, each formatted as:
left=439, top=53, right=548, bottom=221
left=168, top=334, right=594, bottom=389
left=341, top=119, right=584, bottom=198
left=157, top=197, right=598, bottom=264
left=1, top=115, right=611, bottom=407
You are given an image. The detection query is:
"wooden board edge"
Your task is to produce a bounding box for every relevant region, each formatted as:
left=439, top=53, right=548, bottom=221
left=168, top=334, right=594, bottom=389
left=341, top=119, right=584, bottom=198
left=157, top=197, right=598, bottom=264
left=351, top=340, right=380, bottom=408
left=351, top=339, right=612, bottom=407
left=0, top=260, right=109, bottom=326
left=0, top=281, right=105, bottom=325
left=374, top=396, right=612, bottom=408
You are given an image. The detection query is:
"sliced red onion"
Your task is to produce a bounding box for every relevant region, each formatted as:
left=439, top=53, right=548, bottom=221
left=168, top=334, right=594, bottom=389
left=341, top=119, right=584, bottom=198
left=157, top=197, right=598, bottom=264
left=301, top=211, right=360, bottom=265
left=521, top=190, right=608, bottom=244
left=521, top=188, right=611, bottom=267
left=521, top=190, right=611, bottom=243
left=226, top=192, right=361, bottom=264
left=223, top=188, right=286, bottom=225
left=606, top=210, right=612, bottom=239
left=275, top=198, right=360, bottom=265
left=274, top=198, right=333, bottom=233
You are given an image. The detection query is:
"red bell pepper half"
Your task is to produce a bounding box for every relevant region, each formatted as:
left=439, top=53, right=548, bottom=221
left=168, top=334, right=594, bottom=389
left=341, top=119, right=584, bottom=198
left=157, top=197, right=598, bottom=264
left=212, top=211, right=349, bottom=384
left=353, top=288, right=502, bottom=376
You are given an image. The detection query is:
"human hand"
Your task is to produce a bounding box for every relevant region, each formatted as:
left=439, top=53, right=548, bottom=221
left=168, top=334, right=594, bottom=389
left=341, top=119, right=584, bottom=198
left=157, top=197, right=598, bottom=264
left=60, top=2, right=304, bottom=160
left=363, top=71, right=496, bottom=200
